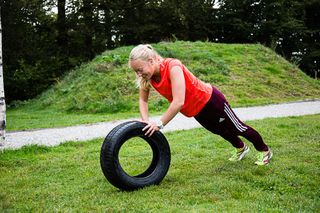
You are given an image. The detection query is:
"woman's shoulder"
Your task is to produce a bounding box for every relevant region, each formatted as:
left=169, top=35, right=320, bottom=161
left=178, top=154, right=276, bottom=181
left=163, top=58, right=183, bottom=70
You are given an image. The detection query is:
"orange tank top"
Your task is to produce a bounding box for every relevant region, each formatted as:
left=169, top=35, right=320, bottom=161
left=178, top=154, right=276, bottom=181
left=150, top=58, right=213, bottom=117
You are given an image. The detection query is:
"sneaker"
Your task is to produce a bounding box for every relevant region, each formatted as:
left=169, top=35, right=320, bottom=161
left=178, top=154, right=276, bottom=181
left=228, top=144, right=250, bottom=161
left=255, top=148, right=273, bottom=165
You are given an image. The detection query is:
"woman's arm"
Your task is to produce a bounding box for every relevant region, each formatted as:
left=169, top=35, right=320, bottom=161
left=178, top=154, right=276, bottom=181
left=143, top=66, right=185, bottom=136
left=139, top=87, right=150, bottom=122
left=160, top=65, right=185, bottom=126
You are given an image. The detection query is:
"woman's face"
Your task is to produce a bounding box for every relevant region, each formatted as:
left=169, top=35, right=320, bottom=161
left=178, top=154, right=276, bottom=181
left=130, top=59, right=155, bottom=80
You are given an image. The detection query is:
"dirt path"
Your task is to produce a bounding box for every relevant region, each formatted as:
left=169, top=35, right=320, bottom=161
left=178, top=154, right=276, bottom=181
left=1, top=100, right=319, bottom=150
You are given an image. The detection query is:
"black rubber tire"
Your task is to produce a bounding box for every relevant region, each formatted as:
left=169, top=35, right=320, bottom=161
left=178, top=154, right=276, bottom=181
left=100, top=121, right=171, bottom=191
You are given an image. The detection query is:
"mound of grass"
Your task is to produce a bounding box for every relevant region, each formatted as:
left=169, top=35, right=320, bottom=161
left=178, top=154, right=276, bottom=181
left=7, top=41, right=320, bottom=131
left=0, top=115, right=319, bottom=211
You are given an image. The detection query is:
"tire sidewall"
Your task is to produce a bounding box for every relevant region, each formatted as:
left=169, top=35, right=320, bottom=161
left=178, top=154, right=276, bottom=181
left=100, top=121, right=171, bottom=190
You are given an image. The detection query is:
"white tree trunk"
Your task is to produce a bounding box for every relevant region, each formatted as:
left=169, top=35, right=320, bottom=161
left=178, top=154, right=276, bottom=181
left=0, top=8, right=6, bottom=145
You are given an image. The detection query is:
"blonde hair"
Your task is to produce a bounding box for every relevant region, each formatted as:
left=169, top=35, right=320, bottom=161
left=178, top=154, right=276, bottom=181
left=129, top=44, right=160, bottom=90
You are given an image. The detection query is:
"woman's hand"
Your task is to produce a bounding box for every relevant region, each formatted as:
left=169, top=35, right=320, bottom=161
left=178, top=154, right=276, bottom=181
left=142, top=121, right=160, bottom=137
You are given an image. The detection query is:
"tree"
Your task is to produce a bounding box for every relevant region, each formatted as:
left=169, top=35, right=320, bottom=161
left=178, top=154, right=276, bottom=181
left=300, top=0, right=320, bottom=77
left=214, top=0, right=316, bottom=77
left=1, top=0, right=58, bottom=102
left=1, top=0, right=318, bottom=104
left=98, top=0, right=114, bottom=49
left=176, top=0, right=215, bottom=41
left=57, top=0, right=67, bottom=49
left=213, top=0, right=260, bottom=43
left=57, top=0, right=69, bottom=70
left=0, top=6, right=6, bottom=144
left=82, top=0, right=94, bottom=58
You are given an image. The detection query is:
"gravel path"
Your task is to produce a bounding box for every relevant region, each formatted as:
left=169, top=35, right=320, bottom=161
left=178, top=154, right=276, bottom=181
left=1, top=100, right=320, bottom=150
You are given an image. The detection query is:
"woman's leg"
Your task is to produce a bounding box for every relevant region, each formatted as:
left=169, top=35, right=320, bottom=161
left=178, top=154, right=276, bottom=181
left=195, top=86, right=269, bottom=151
left=222, top=102, right=268, bottom=151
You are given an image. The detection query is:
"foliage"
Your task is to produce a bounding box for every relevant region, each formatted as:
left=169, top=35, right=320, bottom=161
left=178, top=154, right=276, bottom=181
left=0, top=115, right=319, bottom=211
left=6, top=41, right=320, bottom=131
left=1, top=0, right=319, bottom=102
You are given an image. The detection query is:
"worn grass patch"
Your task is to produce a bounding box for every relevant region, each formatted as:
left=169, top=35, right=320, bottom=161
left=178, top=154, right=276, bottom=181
left=1, top=115, right=319, bottom=211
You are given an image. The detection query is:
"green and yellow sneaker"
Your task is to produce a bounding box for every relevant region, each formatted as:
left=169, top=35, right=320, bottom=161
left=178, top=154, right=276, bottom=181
left=228, top=144, right=250, bottom=161
left=255, top=148, right=273, bottom=165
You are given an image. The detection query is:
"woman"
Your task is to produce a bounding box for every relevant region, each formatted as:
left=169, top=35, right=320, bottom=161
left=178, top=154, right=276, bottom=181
left=128, top=44, right=272, bottom=165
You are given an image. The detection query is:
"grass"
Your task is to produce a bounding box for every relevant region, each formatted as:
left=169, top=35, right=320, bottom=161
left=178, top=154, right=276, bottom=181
left=1, top=114, right=319, bottom=211
left=6, top=41, right=320, bottom=131
left=6, top=108, right=143, bottom=132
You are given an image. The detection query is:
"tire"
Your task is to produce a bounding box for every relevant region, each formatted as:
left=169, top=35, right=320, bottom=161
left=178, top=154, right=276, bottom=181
left=100, top=121, right=171, bottom=191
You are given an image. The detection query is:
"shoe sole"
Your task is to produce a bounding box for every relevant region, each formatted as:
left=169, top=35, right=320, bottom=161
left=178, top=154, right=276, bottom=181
left=238, top=146, right=250, bottom=161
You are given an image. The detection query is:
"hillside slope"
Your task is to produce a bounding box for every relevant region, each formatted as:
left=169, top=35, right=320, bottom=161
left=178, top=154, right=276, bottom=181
left=24, top=41, right=319, bottom=113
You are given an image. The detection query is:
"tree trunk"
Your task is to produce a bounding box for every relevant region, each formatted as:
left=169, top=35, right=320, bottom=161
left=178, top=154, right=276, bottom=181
left=0, top=7, right=6, bottom=145
left=57, top=0, right=67, bottom=50
left=57, top=0, right=69, bottom=75
left=83, top=0, right=94, bottom=59
left=104, top=6, right=113, bottom=49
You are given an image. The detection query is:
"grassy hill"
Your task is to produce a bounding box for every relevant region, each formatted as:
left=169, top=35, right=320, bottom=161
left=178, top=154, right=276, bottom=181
left=7, top=41, right=320, bottom=131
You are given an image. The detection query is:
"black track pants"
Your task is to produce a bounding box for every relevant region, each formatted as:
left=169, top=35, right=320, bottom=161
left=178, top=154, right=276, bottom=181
left=194, top=86, right=268, bottom=151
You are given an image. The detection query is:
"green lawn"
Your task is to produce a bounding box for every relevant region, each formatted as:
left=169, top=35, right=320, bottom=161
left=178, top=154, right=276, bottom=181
left=6, top=108, right=143, bottom=132
left=1, top=114, right=319, bottom=211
